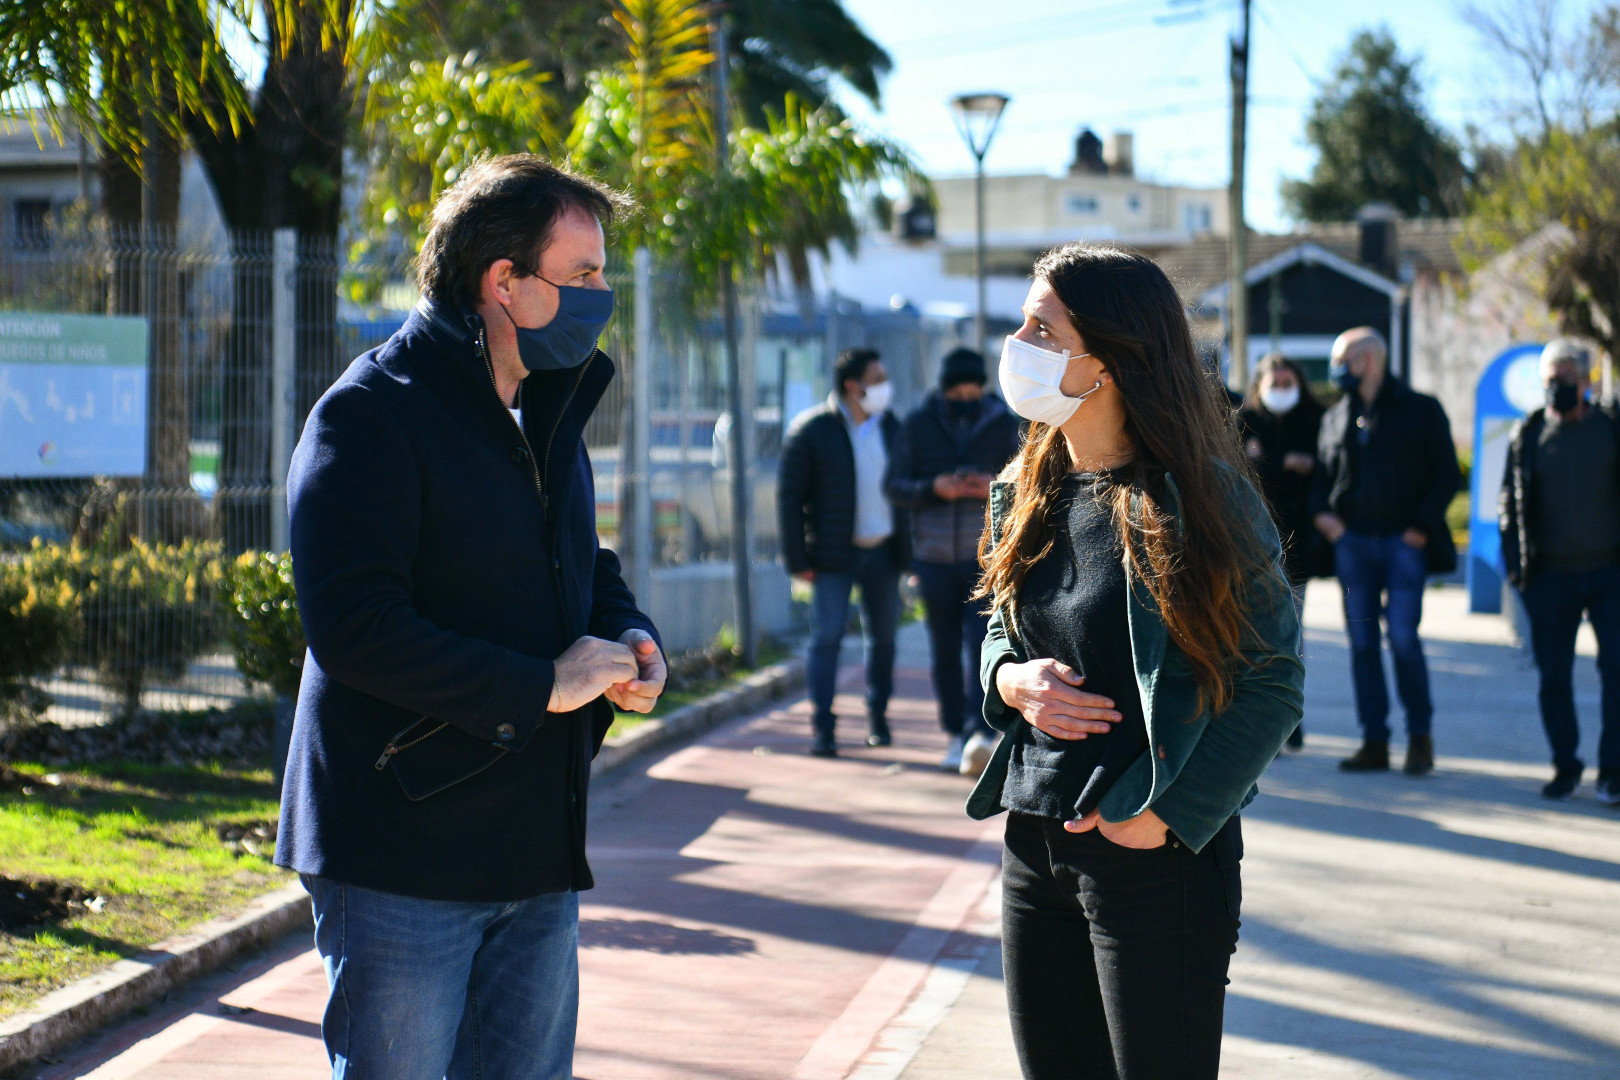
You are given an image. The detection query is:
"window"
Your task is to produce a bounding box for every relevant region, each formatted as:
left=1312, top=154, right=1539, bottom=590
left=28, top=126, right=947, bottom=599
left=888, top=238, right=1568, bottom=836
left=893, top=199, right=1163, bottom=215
left=1064, top=193, right=1099, bottom=216
left=1126, top=193, right=1142, bottom=213
left=12, top=200, right=50, bottom=247
left=1182, top=203, right=1212, bottom=233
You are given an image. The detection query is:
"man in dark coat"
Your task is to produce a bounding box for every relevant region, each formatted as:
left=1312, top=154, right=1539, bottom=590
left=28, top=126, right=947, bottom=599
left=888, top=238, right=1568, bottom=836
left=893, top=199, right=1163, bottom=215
left=277, top=155, right=665, bottom=1079
left=1312, top=327, right=1460, bottom=776
left=1500, top=338, right=1620, bottom=805
left=779, top=348, right=910, bottom=756
left=885, top=348, right=1022, bottom=775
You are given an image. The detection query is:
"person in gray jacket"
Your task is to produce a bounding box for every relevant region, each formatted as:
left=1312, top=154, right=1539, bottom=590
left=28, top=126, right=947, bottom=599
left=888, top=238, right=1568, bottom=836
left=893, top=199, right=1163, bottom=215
left=887, top=348, right=1023, bottom=774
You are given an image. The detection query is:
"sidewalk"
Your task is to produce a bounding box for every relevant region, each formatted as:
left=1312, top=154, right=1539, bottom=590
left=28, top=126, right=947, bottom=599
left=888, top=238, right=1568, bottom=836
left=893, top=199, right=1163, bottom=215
left=32, top=587, right=1620, bottom=1079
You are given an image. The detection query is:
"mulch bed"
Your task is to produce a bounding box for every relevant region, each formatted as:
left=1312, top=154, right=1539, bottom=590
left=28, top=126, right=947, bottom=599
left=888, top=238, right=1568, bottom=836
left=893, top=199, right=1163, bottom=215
left=0, top=707, right=272, bottom=768
left=0, top=877, right=101, bottom=933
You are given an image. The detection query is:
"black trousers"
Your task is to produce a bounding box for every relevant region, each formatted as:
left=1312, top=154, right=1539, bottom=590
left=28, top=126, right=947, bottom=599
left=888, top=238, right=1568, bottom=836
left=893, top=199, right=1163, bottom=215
left=1001, top=812, right=1243, bottom=1080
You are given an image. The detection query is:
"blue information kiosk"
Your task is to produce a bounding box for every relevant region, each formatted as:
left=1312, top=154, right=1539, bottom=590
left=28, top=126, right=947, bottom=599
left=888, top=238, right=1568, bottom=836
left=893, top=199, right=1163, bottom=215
left=1468, top=343, right=1547, bottom=613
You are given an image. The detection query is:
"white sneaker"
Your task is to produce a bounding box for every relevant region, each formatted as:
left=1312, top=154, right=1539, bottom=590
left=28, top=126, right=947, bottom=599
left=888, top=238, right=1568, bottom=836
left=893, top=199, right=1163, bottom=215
left=960, top=731, right=996, bottom=778
left=940, top=734, right=965, bottom=772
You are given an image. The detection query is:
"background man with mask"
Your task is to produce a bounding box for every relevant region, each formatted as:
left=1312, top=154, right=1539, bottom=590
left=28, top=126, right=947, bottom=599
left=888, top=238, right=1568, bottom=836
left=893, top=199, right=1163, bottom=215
left=1500, top=338, right=1620, bottom=805
left=885, top=348, right=1022, bottom=775
left=779, top=347, right=910, bottom=756
left=1312, top=327, right=1460, bottom=776
left=278, top=155, right=665, bottom=1079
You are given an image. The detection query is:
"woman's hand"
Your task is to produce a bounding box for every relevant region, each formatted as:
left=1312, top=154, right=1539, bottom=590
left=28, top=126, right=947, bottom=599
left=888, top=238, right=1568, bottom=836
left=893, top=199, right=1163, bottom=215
left=995, top=658, right=1121, bottom=740
left=1064, top=806, right=1170, bottom=849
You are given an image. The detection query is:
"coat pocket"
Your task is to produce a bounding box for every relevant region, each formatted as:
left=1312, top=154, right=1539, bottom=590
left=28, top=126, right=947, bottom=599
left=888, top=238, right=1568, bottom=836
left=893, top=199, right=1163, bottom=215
left=374, top=716, right=508, bottom=802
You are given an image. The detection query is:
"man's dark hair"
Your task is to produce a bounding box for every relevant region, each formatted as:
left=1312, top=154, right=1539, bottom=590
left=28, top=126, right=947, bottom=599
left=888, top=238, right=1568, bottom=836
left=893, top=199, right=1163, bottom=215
left=834, top=348, right=881, bottom=395
left=416, top=154, right=631, bottom=308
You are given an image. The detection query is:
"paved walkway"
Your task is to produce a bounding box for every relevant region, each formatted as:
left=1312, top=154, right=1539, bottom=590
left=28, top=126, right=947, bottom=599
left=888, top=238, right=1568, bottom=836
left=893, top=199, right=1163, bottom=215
left=33, top=584, right=1620, bottom=1079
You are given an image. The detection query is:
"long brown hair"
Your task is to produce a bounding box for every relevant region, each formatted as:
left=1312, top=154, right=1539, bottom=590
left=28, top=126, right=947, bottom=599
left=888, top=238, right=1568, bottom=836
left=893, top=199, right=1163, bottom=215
left=977, top=243, right=1277, bottom=715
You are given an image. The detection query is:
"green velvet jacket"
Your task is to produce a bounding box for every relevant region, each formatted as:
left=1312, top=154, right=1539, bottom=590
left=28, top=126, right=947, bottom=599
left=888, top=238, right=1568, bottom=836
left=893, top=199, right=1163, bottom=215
left=967, top=471, right=1305, bottom=853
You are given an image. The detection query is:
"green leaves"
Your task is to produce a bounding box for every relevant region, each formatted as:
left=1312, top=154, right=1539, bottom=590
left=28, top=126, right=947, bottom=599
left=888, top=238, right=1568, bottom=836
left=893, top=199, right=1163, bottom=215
left=217, top=551, right=306, bottom=701
left=356, top=52, right=562, bottom=260
left=1462, top=125, right=1620, bottom=364
left=1281, top=29, right=1465, bottom=222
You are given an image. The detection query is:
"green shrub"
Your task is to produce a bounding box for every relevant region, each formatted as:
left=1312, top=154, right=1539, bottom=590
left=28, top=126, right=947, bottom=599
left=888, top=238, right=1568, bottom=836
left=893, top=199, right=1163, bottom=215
left=21, top=532, right=224, bottom=719
left=0, top=563, right=76, bottom=727
left=218, top=552, right=305, bottom=700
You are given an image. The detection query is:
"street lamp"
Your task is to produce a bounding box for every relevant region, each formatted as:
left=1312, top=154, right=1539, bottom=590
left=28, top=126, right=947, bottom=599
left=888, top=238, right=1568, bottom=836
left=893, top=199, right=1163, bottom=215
left=950, top=91, right=1009, bottom=356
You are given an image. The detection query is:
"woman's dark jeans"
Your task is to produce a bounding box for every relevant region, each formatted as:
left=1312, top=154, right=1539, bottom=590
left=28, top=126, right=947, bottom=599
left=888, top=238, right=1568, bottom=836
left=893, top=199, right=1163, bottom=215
left=1001, top=812, right=1243, bottom=1080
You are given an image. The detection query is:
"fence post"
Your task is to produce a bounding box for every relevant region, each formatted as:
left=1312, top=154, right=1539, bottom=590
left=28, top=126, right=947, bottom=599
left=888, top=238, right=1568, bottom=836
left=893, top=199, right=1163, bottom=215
left=269, top=228, right=297, bottom=554
left=629, top=246, right=654, bottom=607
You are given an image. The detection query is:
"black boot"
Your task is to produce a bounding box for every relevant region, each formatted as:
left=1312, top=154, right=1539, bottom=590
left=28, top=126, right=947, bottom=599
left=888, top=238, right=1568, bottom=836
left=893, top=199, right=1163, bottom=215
left=1284, top=724, right=1304, bottom=751
left=1403, top=734, right=1434, bottom=776
left=811, top=716, right=838, bottom=758
left=866, top=715, right=892, bottom=747
left=1541, top=763, right=1583, bottom=800
left=1339, top=740, right=1389, bottom=772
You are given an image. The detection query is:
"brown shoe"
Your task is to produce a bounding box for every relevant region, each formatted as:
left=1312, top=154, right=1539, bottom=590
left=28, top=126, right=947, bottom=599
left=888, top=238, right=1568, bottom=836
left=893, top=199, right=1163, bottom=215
left=1403, top=734, right=1434, bottom=775
left=1339, top=740, right=1389, bottom=772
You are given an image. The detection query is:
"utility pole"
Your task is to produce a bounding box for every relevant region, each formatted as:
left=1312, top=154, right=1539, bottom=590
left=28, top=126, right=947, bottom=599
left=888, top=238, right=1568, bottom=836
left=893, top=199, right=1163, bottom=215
left=714, top=14, right=755, bottom=666
left=1227, top=0, right=1251, bottom=391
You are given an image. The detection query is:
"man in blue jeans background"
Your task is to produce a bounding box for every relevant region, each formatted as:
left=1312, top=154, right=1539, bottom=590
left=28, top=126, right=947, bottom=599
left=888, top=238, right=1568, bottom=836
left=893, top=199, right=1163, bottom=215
left=886, top=347, right=1022, bottom=775
left=779, top=349, right=910, bottom=756
left=1500, top=338, right=1620, bottom=805
left=279, top=156, right=665, bottom=1079
left=1312, top=327, right=1460, bottom=775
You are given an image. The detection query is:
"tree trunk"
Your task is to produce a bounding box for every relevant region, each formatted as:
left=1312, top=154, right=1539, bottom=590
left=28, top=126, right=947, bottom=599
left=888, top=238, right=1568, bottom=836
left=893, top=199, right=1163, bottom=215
left=186, top=0, right=352, bottom=553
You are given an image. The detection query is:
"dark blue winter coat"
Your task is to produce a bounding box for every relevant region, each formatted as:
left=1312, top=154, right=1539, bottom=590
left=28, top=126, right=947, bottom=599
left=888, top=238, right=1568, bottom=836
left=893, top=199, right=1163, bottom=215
left=274, top=298, right=658, bottom=902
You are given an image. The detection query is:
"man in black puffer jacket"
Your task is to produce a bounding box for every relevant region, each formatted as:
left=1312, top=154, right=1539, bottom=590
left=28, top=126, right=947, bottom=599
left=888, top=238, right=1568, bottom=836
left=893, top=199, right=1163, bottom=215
left=779, top=348, right=910, bottom=756
left=886, top=348, right=1022, bottom=775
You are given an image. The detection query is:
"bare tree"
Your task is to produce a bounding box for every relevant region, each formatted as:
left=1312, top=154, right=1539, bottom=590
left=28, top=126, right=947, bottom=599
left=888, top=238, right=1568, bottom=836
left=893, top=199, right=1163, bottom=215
left=1461, top=0, right=1619, bottom=137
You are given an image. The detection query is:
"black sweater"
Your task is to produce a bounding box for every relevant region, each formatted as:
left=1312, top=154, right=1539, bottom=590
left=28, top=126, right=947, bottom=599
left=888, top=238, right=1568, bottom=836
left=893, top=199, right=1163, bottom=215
left=1001, top=473, right=1148, bottom=821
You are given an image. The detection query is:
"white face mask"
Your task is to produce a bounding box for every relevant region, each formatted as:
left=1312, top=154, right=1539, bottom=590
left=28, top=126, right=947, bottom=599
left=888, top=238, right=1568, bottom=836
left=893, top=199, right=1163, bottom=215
left=1259, top=385, right=1300, bottom=414
left=861, top=380, right=892, bottom=415
left=998, top=335, right=1105, bottom=426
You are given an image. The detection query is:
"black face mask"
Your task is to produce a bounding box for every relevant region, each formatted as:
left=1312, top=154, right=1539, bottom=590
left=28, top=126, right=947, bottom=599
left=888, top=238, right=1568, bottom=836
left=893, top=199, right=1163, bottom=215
left=945, top=397, right=983, bottom=424
left=1547, top=381, right=1583, bottom=415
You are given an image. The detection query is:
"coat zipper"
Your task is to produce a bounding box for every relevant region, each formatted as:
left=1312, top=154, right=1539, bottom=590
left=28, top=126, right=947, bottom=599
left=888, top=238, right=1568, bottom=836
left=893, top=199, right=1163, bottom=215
left=374, top=718, right=450, bottom=770
left=476, top=325, right=545, bottom=502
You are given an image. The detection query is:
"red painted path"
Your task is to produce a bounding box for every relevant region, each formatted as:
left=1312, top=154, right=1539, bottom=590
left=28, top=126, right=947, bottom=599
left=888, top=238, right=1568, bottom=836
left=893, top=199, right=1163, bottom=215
left=39, top=662, right=1006, bottom=1080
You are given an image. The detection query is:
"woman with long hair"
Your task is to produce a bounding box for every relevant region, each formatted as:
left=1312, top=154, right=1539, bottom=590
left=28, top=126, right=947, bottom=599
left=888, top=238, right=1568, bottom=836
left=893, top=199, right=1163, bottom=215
left=967, top=243, right=1304, bottom=1079
left=1236, top=353, right=1324, bottom=750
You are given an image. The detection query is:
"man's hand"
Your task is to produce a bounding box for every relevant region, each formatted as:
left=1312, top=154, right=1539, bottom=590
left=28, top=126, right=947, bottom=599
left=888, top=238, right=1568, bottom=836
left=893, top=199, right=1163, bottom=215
left=995, top=658, right=1120, bottom=741
left=1063, top=806, right=1170, bottom=849
left=1314, top=512, right=1347, bottom=544
left=604, top=629, right=667, bottom=714
left=1282, top=451, right=1314, bottom=474
left=959, top=472, right=993, bottom=500
left=933, top=473, right=965, bottom=500
left=549, top=635, right=638, bottom=713
left=1401, top=527, right=1429, bottom=550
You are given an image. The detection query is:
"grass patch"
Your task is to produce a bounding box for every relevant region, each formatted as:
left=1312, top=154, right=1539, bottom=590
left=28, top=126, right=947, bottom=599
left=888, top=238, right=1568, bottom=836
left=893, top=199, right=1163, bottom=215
left=0, top=758, right=287, bottom=1019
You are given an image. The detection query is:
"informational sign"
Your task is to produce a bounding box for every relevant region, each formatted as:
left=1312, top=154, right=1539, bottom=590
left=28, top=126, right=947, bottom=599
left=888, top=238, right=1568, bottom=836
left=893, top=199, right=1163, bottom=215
left=0, top=312, right=147, bottom=478
left=1469, top=343, right=1545, bottom=613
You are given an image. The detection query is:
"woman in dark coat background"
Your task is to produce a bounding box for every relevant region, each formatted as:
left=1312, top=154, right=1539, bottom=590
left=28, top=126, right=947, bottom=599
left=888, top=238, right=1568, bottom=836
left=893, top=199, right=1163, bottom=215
left=1236, top=353, right=1323, bottom=750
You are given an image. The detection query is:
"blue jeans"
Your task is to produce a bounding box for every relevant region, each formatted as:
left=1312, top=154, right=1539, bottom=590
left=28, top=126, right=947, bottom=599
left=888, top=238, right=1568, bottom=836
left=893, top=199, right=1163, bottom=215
left=304, top=876, right=579, bottom=1080
left=808, top=544, right=900, bottom=735
left=1335, top=531, right=1433, bottom=740
left=1520, top=564, right=1620, bottom=773
left=916, top=559, right=993, bottom=738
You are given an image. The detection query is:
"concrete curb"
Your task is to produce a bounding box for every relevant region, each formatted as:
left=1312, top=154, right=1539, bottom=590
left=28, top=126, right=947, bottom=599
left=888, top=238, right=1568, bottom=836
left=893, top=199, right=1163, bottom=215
left=0, top=882, right=312, bottom=1074
left=592, top=655, right=806, bottom=778
left=0, top=656, right=806, bottom=1073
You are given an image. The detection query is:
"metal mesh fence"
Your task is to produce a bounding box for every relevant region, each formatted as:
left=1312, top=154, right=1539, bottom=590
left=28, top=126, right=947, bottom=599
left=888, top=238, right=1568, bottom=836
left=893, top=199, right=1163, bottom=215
left=0, top=226, right=956, bottom=726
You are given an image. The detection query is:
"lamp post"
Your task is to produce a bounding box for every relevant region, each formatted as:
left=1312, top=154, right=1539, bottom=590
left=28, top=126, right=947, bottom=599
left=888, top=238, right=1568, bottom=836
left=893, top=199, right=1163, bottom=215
left=950, top=92, right=1009, bottom=355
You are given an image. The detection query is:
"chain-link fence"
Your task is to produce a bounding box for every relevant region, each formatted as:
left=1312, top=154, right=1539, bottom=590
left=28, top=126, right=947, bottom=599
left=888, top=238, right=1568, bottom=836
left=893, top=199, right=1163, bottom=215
left=0, top=226, right=967, bottom=725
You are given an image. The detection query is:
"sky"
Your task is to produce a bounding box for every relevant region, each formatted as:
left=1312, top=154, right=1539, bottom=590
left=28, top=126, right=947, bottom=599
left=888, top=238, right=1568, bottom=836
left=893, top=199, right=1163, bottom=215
left=834, top=0, right=1607, bottom=232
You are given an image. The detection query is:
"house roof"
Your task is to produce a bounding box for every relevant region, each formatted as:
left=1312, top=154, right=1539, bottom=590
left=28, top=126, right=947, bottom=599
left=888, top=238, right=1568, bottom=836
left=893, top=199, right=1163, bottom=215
left=1199, top=242, right=1403, bottom=307
left=1140, top=217, right=1466, bottom=305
